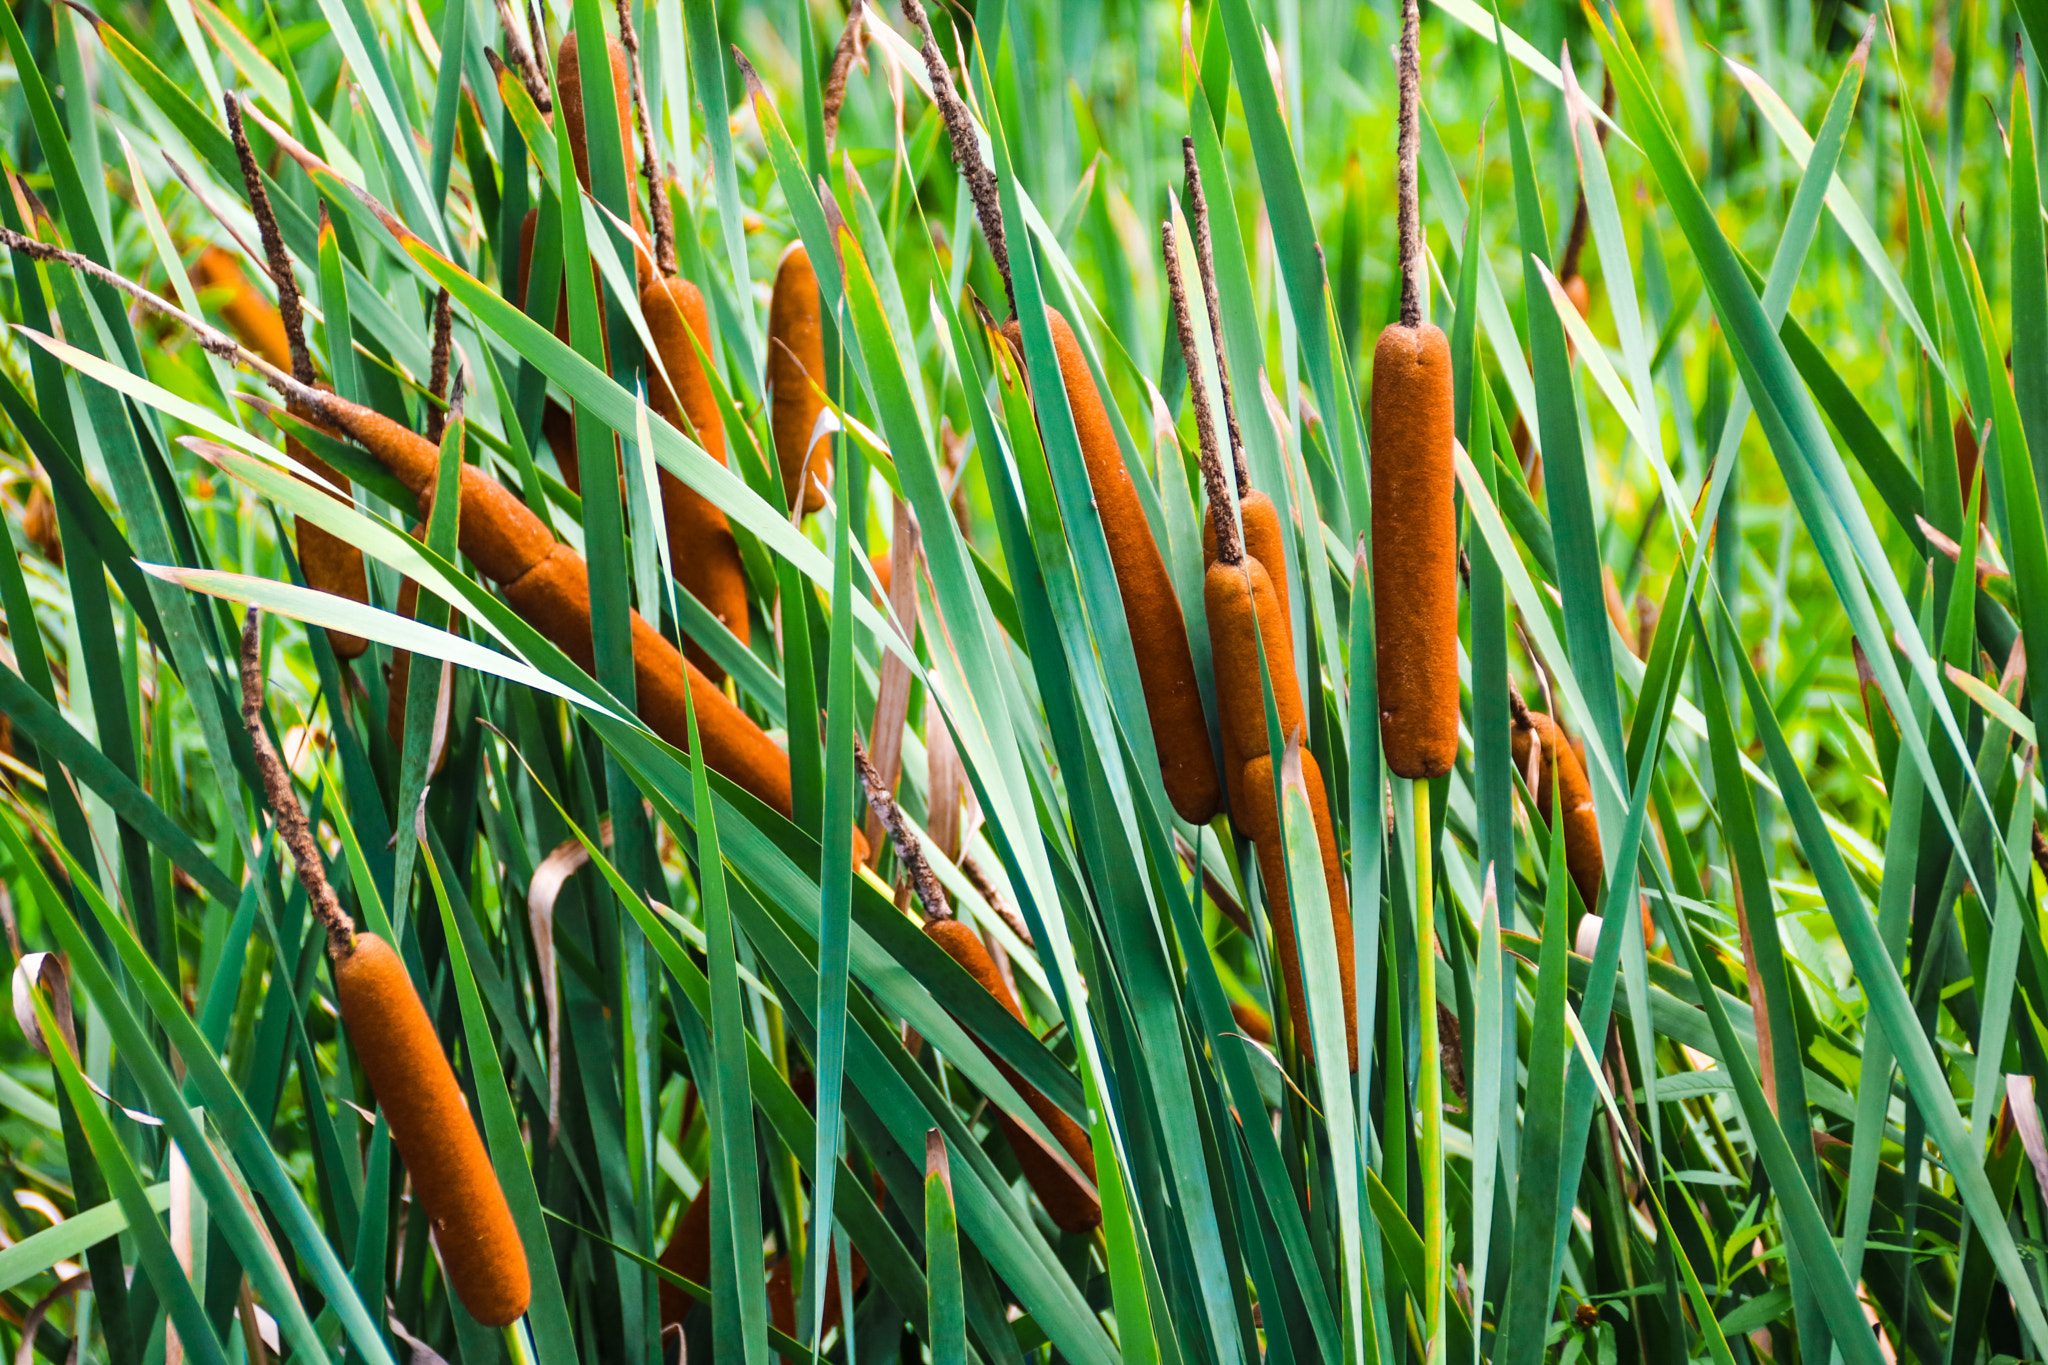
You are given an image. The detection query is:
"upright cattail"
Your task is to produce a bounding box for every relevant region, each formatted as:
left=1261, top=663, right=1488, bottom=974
left=765, top=1244, right=865, bottom=1359
left=1370, top=0, right=1458, bottom=782
left=1955, top=409, right=1985, bottom=506
left=557, top=31, right=635, bottom=209
left=1003, top=309, right=1219, bottom=826
left=238, top=612, right=528, bottom=1327
left=642, top=274, right=750, bottom=681
left=1512, top=707, right=1603, bottom=912
left=769, top=243, right=832, bottom=514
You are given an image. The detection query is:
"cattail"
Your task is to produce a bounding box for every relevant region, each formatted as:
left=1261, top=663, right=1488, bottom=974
left=283, top=422, right=371, bottom=659
left=641, top=274, right=750, bottom=680
left=766, top=1245, right=866, bottom=1359
left=334, top=934, right=530, bottom=1324
left=1229, top=998, right=1274, bottom=1046
left=923, top=917, right=1102, bottom=1233
left=292, top=388, right=796, bottom=817
left=1204, top=556, right=1303, bottom=768
left=1003, top=309, right=1218, bottom=826
left=190, top=247, right=293, bottom=371
left=657, top=1183, right=711, bottom=1325
left=1955, top=409, right=1984, bottom=505
left=769, top=243, right=832, bottom=514
left=557, top=31, right=635, bottom=206
left=1369, top=0, right=1458, bottom=782
left=1511, top=707, right=1603, bottom=911
left=237, top=611, right=527, bottom=1328
left=21, top=482, right=60, bottom=567
left=1240, top=750, right=1357, bottom=1065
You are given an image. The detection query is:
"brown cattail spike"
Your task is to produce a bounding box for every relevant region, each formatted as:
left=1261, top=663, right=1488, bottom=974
left=1181, top=140, right=1250, bottom=496
left=822, top=5, right=869, bottom=151
left=558, top=30, right=635, bottom=199
left=1242, top=746, right=1356, bottom=1066
left=613, top=0, right=677, bottom=278
left=769, top=243, right=833, bottom=514
left=1512, top=708, right=1604, bottom=911
left=1371, top=0, right=1457, bottom=781
left=641, top=275, right=750, bottom=680
left=1164, top=220, right=1240, bottom=567
left=238, top=609, right=530, bottom=1326
left=1007, top=305, right=1220, bottom=825
left=224, top=94, right=312, bottom=386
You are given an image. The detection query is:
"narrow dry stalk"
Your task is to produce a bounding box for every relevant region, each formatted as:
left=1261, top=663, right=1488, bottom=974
left=492, top=0, right=552, bottom=111
left=1162, top=220, right=1240, bottom=564
left=225, top=94, right=314, bottom=385
left=238, top=609, right=357, bottom=960
left=426, top=288, right=454, bottom=443
left=961, top=852, right=1033, bottom=947
left=900, top=0, right=1012, bottom=312
left=1395, top=0, right=1422, bottom=328
left=823, top=3, right=870, bottom=150
left=1181, top=138, right=1249, bottom=494
left=613, top=0, right=678, bottom=277
left=0, top=225, right=291, bottom=382
left=853, top=734, right=950, bottom=924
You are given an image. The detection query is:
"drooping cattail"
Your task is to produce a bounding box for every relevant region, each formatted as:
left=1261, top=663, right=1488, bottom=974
left=190, top=247, right=292, bottom=371
left=1511, top=706, right=1603, bottom=911
left=1241, top=748, right=1357, bottom=1065
left=1002, top=308, right=1219, bottom=826
left=642, top=274, right=750, bottom=681
left=238, top=611, right=528, bottom=1327
left=923, top=917, right=1101, bottom=1232
left=769, top=243, right=832, bottom=514
left=1370, top=0, right=1458, bottom=782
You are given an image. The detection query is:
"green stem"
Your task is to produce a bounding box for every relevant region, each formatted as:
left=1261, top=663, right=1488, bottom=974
left=1416, top=780, right=1444, bottom=1364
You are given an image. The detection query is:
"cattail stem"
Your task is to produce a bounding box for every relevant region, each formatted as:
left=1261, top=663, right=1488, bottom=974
left=0, top=225, right=296, bottom=389
left=1163, top=221, right=1240, bottom=565
left=238, top=609, right=357, bottom=961
left=225, top=94, right=314, bottom=386
left=1414, top=778, right=1444, bottom=1363
left=1181, top=138, right=1249, bottom=495
left=899, top=0, right=1012, bottom=314
left=1395, top=0, right=1422, bottom=329
left=853, top=734, right=950, bottom=923
left=613, top=0, right=677, bottom=278
left=492, top=0, right=553, bottom=112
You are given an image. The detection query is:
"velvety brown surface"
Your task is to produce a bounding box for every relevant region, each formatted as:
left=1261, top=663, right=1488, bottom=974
left=642, top=275, right=749, bottom=681
left=334, top=934, right=530, bottom=1325
left=556, top=32, right=633, bottom=199
left=412, top=464, right=557, bottom=585
left=1203, top=491, right=1291, bottom=825
left=281, top=384, right=369, bottom=659
left=191, top=247, right=291, bottom=370
left=1204, top=558, right=1304, bottom=771
left=1006, top=307, right=1218, bottom=826
left=769, top=244, right=832, bottom=513
left=1512, top=711, right=1605, bottom=912
left=924, top=918, right=1102, bottom=1232
left=501, top=545, right=794, bottom=818
left=1242, top=751, right=1357, bottom=1068
left=1369, top=321, right=1458, bottom=779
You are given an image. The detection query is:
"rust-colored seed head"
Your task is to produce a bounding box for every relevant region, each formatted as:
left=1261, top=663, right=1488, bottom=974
left=1563, top=274, right=1591, bottom=323
left=1511, top=710, right=1604, bottom=911
left=657, top=1184, right=712, bottom=1325
left=1202, top=491, right=1291, bottom=825
left=1955, top=409, right=1984, bottom=504
left=416, top=463, right=558, bottom=585
left=765, top=1245, right=865, bottom=1359
left=333, top=934, right=530, bottom=1325
left=1204, top=557, right=1304, bottom=771
left=1229, top=998, right=1274, bottom=1046
left=769, top=243, right=832, bottom=514
left=500, top=544, right=794, bottom=818
left=1370, top=321, right=1458, bottom=779
left=923, top=917, right=1101, bottom=1232
left=1241, top=751, right=1357, bottom=1068
left=556, top=31, right=635, bottom=199
left=280, top=385, right=370, bottom=659
left=1006, top=308, right=1218, bottom=825
left=191, top=247, right=292, bottom=371
left=641, top=275, right=749, bottom=681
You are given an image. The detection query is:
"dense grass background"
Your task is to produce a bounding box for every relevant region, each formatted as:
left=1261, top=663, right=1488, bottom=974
left=0, top=0, right=2044, bottom=1362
